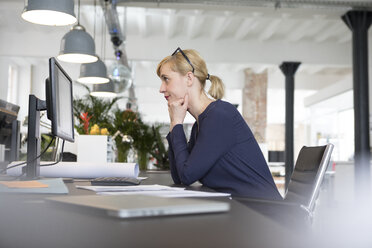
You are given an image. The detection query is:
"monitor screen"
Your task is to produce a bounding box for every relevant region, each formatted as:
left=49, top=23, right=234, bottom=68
left=46, top=58, right=74, bottom=142
left=0, top=99, right=19, bottom=145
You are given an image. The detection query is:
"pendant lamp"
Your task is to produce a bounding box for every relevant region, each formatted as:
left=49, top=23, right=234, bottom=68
left=58, top=24, right=97, bottom=63
left=90, top=80, right=117, bottom=98
left=77, top=58, right=109, bottom=84
left=21, top=0, right=76, bottom=26
left=77, top=0, right=109, bottom=83
left=57, top=0, right=97, bottom=63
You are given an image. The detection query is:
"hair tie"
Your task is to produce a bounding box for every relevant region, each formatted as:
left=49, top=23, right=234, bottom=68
left=206, top=74, right=210, bottom=80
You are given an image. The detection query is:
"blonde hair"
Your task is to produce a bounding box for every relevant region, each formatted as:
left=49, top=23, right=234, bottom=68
left=156, top=49, right=225, bottom=99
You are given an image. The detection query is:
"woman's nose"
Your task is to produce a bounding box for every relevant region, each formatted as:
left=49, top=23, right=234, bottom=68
left=159, top=82, right=166, bottom=93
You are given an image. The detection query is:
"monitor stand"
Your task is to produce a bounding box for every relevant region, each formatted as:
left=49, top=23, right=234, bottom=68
left=25, top=95, right=46, bottom=179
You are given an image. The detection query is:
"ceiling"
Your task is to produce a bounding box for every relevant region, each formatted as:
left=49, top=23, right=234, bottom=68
left=0, top=0, right=371, bottom=92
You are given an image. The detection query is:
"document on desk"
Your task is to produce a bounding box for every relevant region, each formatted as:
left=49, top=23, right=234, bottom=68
left=76, top=184, right=185, bottom=192
left=98, top=191, right=231, bottom=198
left=76, top=184, right=231, bottom=198
left=6, top=162, right=139, bottom=179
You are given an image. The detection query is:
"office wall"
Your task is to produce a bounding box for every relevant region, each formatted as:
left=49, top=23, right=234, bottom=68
left=0, top=55, right=363, bottom=156
left=0, top=58, right=10, bottom=101
left=17, top=64, right=31, bottom=126
left=0, top=56, right=249, bottom=125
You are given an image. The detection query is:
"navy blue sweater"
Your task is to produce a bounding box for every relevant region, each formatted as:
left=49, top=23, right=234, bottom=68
left=166, top=99, right=282, bottom=200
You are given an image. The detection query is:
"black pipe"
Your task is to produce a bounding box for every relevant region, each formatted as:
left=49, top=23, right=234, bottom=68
left=342, top=10, right=372, bottom=198
left=279, top=62, right=301, bottom=190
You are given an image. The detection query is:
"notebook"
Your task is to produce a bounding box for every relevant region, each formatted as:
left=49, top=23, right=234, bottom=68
left=47, top=194, right=230, bottom=218
left=0, top=178, right=69, bottom=194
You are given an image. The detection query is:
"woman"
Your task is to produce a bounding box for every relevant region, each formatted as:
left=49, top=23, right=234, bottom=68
left=157, top=47, right=282, bottom=200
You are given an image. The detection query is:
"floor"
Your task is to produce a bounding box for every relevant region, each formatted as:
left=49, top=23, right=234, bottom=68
left=310, top=165, right=372, bottom=247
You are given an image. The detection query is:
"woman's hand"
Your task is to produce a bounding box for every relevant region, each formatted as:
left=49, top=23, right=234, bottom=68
left=168, top=94, right=189, bottom=132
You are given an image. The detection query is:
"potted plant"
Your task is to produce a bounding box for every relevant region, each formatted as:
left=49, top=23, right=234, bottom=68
left=110, top=108, right=169, bottom=171
left=149, top=125, right=169, bottom=170
left=73, top=86, right=120, bottom=162
left=73, top=85, right=169, bottom=170
left=110, top=108, right=140, bottom=163
left=73, top=86, right=120, bottom=135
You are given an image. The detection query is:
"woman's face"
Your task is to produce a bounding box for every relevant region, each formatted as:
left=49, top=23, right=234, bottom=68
left=159, top=62, right=188, bottom=102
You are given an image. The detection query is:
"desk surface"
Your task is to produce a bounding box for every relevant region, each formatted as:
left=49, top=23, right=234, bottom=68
left=0, top=171, right=308, bottom=248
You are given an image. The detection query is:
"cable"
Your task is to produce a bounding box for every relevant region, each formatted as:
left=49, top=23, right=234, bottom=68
left=93, top=0, right=96, bottom=41
left=40, top=140, right=65, bottom=167
left=0, top=136, right=55, bottom=174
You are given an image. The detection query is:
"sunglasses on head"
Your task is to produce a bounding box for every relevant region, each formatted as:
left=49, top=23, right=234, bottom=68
left=172, top=47, right=195, bottom=73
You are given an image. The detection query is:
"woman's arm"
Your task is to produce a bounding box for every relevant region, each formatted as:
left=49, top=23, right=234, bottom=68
left=168, top=112, right=235, bottom=185
left=166, top=122, right=198, bottom=184
left=166, top=133, right=181, bottom=184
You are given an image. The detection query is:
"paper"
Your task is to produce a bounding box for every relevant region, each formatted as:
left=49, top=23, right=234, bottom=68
left=76, top=184, right=185, bottom=192
left=76, top=184, right=231, bottom=198
left=6, top=161, right=139, bottom=179
left=0, top=180, right=49, bottom=188
left=0, top=178, right=68, bottom=194
left=98, top=190, right=231, bottom=198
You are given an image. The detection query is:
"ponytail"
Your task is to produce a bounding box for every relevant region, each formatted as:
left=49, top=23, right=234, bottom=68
left=208, top=75, right=225, bottom=100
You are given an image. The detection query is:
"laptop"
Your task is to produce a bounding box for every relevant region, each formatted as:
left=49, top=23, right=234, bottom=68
left=47, top=194, right=230, bottom=218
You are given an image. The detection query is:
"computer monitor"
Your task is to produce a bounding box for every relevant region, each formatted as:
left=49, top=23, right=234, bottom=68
left=0, top=100, right=20, bottom=168
left=0, top=99, right=19, bottom=145
left=25, top=57, right=74, bottom=179
left=46, top=58, right=74, bottom=142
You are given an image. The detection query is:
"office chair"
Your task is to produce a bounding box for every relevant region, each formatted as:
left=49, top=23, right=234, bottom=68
left=285, top=143, right=334, bottom=218
left=236, top=143, right=334, bottom=226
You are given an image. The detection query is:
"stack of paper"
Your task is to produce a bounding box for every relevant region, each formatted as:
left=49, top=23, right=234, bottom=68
left=6, top=162, right=139, bottom=179
left=76, top=184, right=231, bottom=198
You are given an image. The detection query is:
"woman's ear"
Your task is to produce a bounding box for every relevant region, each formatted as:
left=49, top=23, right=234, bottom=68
left=186, top=72, right=194, bottom=87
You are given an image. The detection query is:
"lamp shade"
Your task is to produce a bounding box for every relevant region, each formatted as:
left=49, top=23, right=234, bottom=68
left=77, top=58, right=109, bottom=84
left=90, top=80, right=117, bottom=98
left=58, top=25, right=98, bottom=64
left=21, top=0, right=76, bottom=26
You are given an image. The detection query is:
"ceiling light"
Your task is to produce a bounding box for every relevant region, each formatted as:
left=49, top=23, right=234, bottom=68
left=77, top=58, right=109, bottom=84
left=90, top=80, right=117, bottom=98
left=58, top=24, right=98, bottom=63
left=57, top=0, right=97, bottom=64
left=21, top=0, right=76, bottom=26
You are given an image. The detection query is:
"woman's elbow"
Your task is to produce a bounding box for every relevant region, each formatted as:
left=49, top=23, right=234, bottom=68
left=171, top=175, right=181, bottom=185
left=179, top=175, right=196, bottom=186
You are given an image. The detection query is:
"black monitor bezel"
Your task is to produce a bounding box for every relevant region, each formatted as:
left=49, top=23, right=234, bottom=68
left=46, top=57, right=75, bottom=142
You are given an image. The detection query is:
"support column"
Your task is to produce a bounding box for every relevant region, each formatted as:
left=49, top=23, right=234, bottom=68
left=342, top=10, right=372, bottom=198
left=242, top=69, right=268, bottom=145
left=279, top=62, right=301, bottom=189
